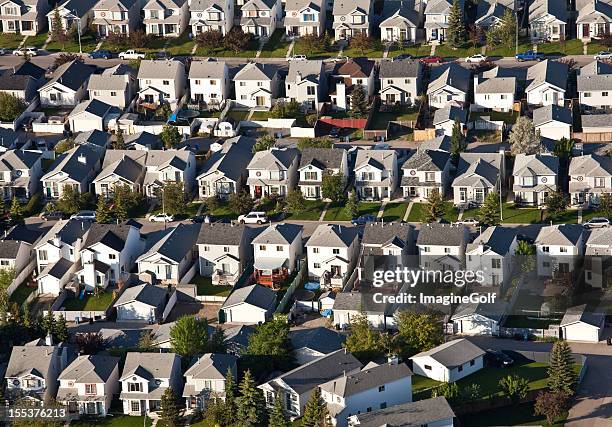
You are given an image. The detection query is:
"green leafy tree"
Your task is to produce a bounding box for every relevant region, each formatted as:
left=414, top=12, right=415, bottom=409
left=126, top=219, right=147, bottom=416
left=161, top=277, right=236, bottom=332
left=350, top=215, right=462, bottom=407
left=56, top=185, right=81, bottom=215
left=350, top=85, right=369, bottom=118
left=344, top=313, right=387, bottom=361
left=349, top=32, right=373, bottom=55
left=9, top=197, right=24, bottom=225
left=268, top=396, right=290, bottom=427
left=203, top=196, right=219, bottom=213
left=515, top=239, right=536, bottom=273
left=95, top=195, right=113, bottom=224
left=0, top=268, right=16, bottom=320
left=598, top=193, right=612, bottom=218
left=553, top=137, right=574, bottom=159
left=286, top=188, right=306, bottom=214
left=236, top=370, right=267, bottom=427
left=53, top=314, right=69, bottom=343
left=302, top=386, right=330, bottom=427
left=509, top=117, right=541, bottom=155
left=432, top=382, right=459, bottom=403
left=0, top=93, right=27, bottom=122
left=450, top=119, right=465, bottom=156
left=160, top=387, right=181, bottom=427
left=271, top=99, right=300, bottom=119
left=460, top=383, right=482, bottom=403
left=169, top=315, right=209, bottom=358
left=499, top=374, right=529, bottom=404
left=196, top=29, right=223, bottom=54
left=547, top=340, right=577, bottom=395
left=545, top=191, right=568, bottom=220
left=244, top=315, right=293, bottom=375
left=224, top=27, right=252, bottom=54
left=230, top=190, right=255, bottom=215
left=479, top=191, right=500, bottom=226
left=53, top=53, right=83, bottom=68
left=202, top=397, right=226, bottom=426
left=160, top=125, right=182, bottom=149
left=321, top=173, right=345, bottom=202
left=423, top=189, right=445, bottom=223
left=298, top=33, right=323, bottom=55
left=54, top=137, right=76, bottom=154
left=345, top=189, right=359, bottom=219
left=253, top=134, right=276, bottom=153
left=114, top=127, right=126, bottom=149
left=162, top=181, right=187, bottom=216
left=394, top=311, right=443, bottom=357
left=486, top=9, right=517, bottom=48
left=447, top=0, right=466, bottom=48
left=534, top=391, right=570, bottom=426
left=297, top=137, right=333, bottom=150
left=113, top=184, right=143, bottom=221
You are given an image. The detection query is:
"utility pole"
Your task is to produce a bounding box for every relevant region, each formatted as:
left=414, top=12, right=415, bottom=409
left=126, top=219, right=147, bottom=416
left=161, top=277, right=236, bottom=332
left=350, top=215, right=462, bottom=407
left=515, top=0, right=519, bottom=55
left=73, top=11, right=82, bottom=55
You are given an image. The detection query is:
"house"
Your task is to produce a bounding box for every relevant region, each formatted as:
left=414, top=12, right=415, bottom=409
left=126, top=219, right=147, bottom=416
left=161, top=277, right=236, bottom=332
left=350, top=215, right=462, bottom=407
left=329, top=58, right=376, bottom=111
left=512, top=153, right=559, bottom=207
left=252, top=223, right=303, bottom=288
left=401, top=149, right=451, bottom=201
left=0, top=63, right=43, bottom=102
left=68, top=99, right=122, bottom=133
left=525, top=60, right=568, bottom=107
left=233, top=62, right=279, bottom=109
left=577, top=60, right=612, bottom=111
left=183, top=353, right=237, bottom=410
left=188, top=0, right=234, bottom=36
left=0, top=149, right=43, bottom=201
left=57, top=354, right=120, bottom=417
left=410, top=339, right=485, bottom=382
left=137, top=60, right=186, bottom=108
left=306, top=224, right=360, bottom=286
left=360, top=222, right=413, bottom=282
left=220, top=283, right=277, bottom=323
left=0, top=128, right=18, bottom=153
left=2, top=223, right=43, bottom=247
left=37, top=258, right=75, bottom=296
left=582, top=113, right=612, bottom=136
left=473, top=74, right=516, bottom=112
left=38, top=60, right=94, bottom=108
left=298, top=147, right=348, bottom=200
left=577, top=0, right=612, bottom=40
left=239, top=0, right=281, bottom=38
left=92, top=0, right=141, bottom=37
left=77, top=223, right=144, bottom=291
left=584, top=226, right=612, bottom=288
left=332, top=292, right=362, bottom=329
left=284, top=0, right=326, bottom=37
left=451, top=301, right=508, bottom=335
left=433, top=106, right=467, bottom=136
left=119, top=352, right=182, bottom=415
left=535, top=224, right=584, bottom=277
left=125, top=132, right=162, bottom=150
left=0, top=239, right=31, bottom=281
left=320, top=362, right=413, bottom=427
left=427, top=64, right=471, bottom=109
left=285, top=60, right=327, bottom=112
left=196, top=222, right=250, bottom=286
left=354, top=149, right=398, bottom=201
left=416, top=223, right=469, bottom=271
left=332, top=0, right=372, bottom=41
left=452, top=152, right=502, bottom=206
left=347, top=396, right=455, bottom=427
left=246, top=147, right=300, bottom=198
left=136, top=223, right=200, bottom=285
left=142, top=149, right=197, bottom=198
left=379, top=59, right=422, bottom=107
left=5, top=340, right=69, bottom=404
left=424, top=0, right=465, bottom=43
left=379, top=0, right=421, bottom=43
left=189, top=60, right=229, bottom=110
left=560, top=304, right=605, bottom=342
left=46, top=0, right=98, bottom=35
left=88, top=64, right=137, bottom=109
left=0, top=0, right=50, bottom=35
left=74, top=129, right=111, bottom=149
left=528, top=0, right=567, bottom=41
left=114, top=283, right=168, bottom=322
left=258, top=349, right=363, bottom=418
left=533, top=105, right=572, bottom=140
left=465, top=226, right=518, bottom=287
left=288, top=327, right=346, bottom=365
left=143, top=0, right=189, bottom=37
left=475, top=0, right=515, bottom=29
left=92, top=150, right=147, bottom=197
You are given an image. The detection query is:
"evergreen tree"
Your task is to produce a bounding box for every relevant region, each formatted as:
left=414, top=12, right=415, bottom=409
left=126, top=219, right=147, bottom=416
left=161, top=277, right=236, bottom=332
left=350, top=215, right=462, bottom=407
left=9, top=196, right=24, bottom=225
left=224, top=367, right=237, bottom=425
left=230, top=190, right=255, bottom=215
left=548, top=340, right=577, bottom=395
left=447, top=0, right=466, bottom=48
left=515, top=239, right=536, bottom=273
left=350, top=85, right=369, bottom=118
left=115, top=128, right=126, bottom=149
left=345, top=190, right=359, bottom=219
left=450, top=119, right=465, bottom=156
left=423, top=189, right=445, bottom=223
left=302, top=387, right=329, bottom=427
left=553, top=137, right=574, bottom=159
left=252, top=134, right=276, bottom=153
left=479, top=191, right=500, bottom=226
left=160, top=387, right=181, bottom=427
left=160, top=125, right=182, bottom=149
left=137, top=330, right=155, bottom=351
left=53, top=314, right=69, bottom=343
left=51, top=7, right=63, bottom=41
left=236, top=370, right=266, bottom=427
left=394, top=311, right=443, bottom=357
left=41, top=310, right=56, bottom=337
left=95, top=195, right=113, bottom=224
left=268, top=396, right=290, bottom=427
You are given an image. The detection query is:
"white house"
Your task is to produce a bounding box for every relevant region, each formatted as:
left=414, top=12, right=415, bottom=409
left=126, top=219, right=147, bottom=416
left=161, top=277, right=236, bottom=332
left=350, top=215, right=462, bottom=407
left=512, top=153, right=559, bottom=207
left=0, top=149, right=43, bottom=202
left=189, top=60, right=230, bottom=109
left=354, top=149, right=398, bottom=201
left=535, top=224, right=584, bottom=278
left=114, top=283, right=168, bottom=322
left=68, top=99, right=122, bottom=133
left=234, top=62, right=279, bottom=109
left=452, top=152, right=502, bottom=206
left=577, top=0, right=612, bottom=41
left=0, top=0, right=50, bottom=35
left=252, top=223, right=303, bottom=288
left=332, top=0, right=372, bottom=41
left=379, top=0, right=421, bottom=43
left=533, top=104, right=572, bottom=140
left=285, top=60, right=327, bottom=112
left=306, top=224, right=360, bottom=287
left=379, top=59, right=422, bottom=107
left=57, top=354, right=120, bottom=417
left=584, top=226, right=612, bottom=288
left=401, top=149, right=451, bottom=201
left=416, top=223, right=469, bottom=271
left=46, top=0, right=98, bottom=35
left=92, top=150, right=147, bottom=197
left=189, top=0, right=234, bottom=36
left=528, top=0, right=567, bottom=42
left=433, top=106, right=467, bottom=136
left=577, top=60, right=612, bottom=112
left=183, top=353, right=238, bottom=410
left=427, top=64, right=471, bottom=109
left=424, top=0, right=465, bottom=43
left=284, top=0, right=326, bottom=37
left=38, top=60, right=94, bottom=108
left=473, top=74, right=516, bottom=112
left=137, top=60, right=186, bottom=108
left=525, top=60, right=568, bottom=107
left=119, top=352, right=182, bottom=415
left=347, top=397, right=455, bottom=427
left=91, top=0, right=142, bottom=37
left=410, top=339, right=485, bottom=383
left=220, top=283, right=277, bottom=324
left=297, top=147, right=348, bottom=200
left=143, top=0, right=189, bottom=37
left=465, top=226, right=518, bottom=287
left=329, top=58, right=376, bottom=111
left=360, top=222, right=413, bottom=283
left=0, top=239, right=31, bottom=278
left=451, top=301, right=508, bottom=336
left=475, top=0, right=515, bottom=29
left=559, top=304, right=605, bottom=342
left=0, top=61, right=45, bottom=102
left=246, top=147, right=300, bottom=198
left=240, top=0, right=281, bottom=38
left=142, top=149, right=197, bottom=199
left=88, top=64, right=137, bottom=109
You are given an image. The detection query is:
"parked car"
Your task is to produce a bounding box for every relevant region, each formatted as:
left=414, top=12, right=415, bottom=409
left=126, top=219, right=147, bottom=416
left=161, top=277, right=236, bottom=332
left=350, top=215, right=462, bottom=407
left=594, top=51, right=612, bottom=60
left=0, top=48, right=7, bottom=55
left=288, top=54, right=307, bottom=61
left=392, top=53, right=412, bottom=61
left=329, top=127, right=341, bottom=138
left=70, top=210, right=96, bottom=221
left=334, top=55, right=349, bottom=63
left=515, top=50, right=545, bottom=61
left=238, top=211, right=268, bottom=224
left=41, top=211, right=65, bottom=221
left=455, top=217, right=479, bottom=226
left=466, top=54, right=488, bottom=63
left=89, top=49, right=111, bottom=59
left=149, top=213, right=174, bottom=222
left=118, top=49, right=146, bottom=60
left=13, top=47, right=38, bottom=56
left=154, top=50, right=172, bottom=60
left=351, top=215, right=377, bottom=226
left=485, top=349, right=514, bottom=367
left=420, top=55, right=444, bottom=64
left=583, top=217, right=610, bottom=229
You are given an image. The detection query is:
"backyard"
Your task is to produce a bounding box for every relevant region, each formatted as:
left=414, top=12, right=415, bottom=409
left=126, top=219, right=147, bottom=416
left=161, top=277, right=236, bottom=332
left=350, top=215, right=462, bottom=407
left=470, top=110, right=519, bottom=125
left=370, top=107, right=420, bottom=130
left=8, top=282, right=36, bottom=306
left=194, top=275, right=233, bottom=297
left=459, top=401, right=567, bottom=427
left=63, top=290, right=115, bottom=311
left=499, top=203, right=543, bottom=224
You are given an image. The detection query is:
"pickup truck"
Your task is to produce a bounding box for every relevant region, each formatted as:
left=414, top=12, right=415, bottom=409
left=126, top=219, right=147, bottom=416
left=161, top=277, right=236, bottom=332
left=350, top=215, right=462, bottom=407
left=118, top=49, right=146, bottom=60
left=515, top=50, right=545, bottom=62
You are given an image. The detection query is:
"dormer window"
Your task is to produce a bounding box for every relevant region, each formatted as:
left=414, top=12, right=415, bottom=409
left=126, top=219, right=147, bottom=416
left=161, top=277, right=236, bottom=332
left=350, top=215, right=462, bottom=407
left=542, top=246, right=550, bottom=253
left=595, top=177, right=606, bottom=188
left=352, top=15, right=364, bottom=24
left=128, top=382, right=142, bottom=392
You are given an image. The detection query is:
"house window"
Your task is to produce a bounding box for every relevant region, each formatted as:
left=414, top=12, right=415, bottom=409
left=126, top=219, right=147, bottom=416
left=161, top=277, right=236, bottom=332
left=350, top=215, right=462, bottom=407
left=163, top=80, right=170, bottom=85
left=425, top=172, right=435, bottom=182
left=356, top=79, right=363, bottom=85
left=501, top=94, right=507, bottom=99
left=387, top=79, right=394, bottom=85
left=203, top=246, right=209, bottom=252
left=584, top=92, right=592, bottom=97
left=542, top=246, right=550, bottom=253
left=39, top=250, right=48, bottom=261
left=314, top=263, right=321, bottom=268
left=241, top=95, right=247, bottom=100
left=604, top=92, right=609, bottom=97
left=307, top=86, right=315, bottom=96
left=458, top=365, right=463, bottom=372
left=378, top=385, right=385, bottom=392
left=560, top=247, right=568, bottom=253
left=128, top=382, right=142, bottom=392
left=333, top=249, right=340, bottom=255
left=131, top=401, right=140, bottom=412
left=210, top=80, right=216, bottom=85
left=223, top=246, right=230, bottom=253
left=444, top=247, right=451, bottom=254
left=543, top=261, right=551, bottom=268
left=304, top=171, right=317, bottom=180
left=85, top=384, right=97, bottom=395
left=405, top=79, right=410, bottom=84
left=195, top=79, right=201, bottom=84
left=595, top=177, right=606, bottom=188
left=203, top=380, right=212, bottom=390
left=491, top=258, right=501, bottom=269
left=470, top=359, right=475, bottom=366
left=240, top=82, right=246, bottom=86
left=423, top=247, right=430, bottom=253
left=313, top=248, right=319, bottom=254
left=259, top=245, right=267, bottom=251
left=380, top=402, right=387, bottom=409
left=110, top=91, right=117, bottom=96
left=424, top=365, right=432, bottom=370
left=276, top=245, right=283, bottom=251
left=257, top=82, right=263, bottom=87
left=109, top=254, right=116, bottom=260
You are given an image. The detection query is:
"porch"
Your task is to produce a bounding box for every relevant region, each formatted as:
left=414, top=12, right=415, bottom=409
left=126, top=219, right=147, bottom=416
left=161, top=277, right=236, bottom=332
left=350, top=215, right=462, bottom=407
left=253, top=257, right=289, bottom=289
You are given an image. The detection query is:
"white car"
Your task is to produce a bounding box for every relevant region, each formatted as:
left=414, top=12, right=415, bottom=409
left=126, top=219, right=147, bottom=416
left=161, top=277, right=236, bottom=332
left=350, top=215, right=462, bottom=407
left=455, top=217, right=480, bottom=226
left=238, top=211, right=268, bottom=224
left=334, top=55, right=349, bottom=62
left=583, top=217, right=610, bottom=229
left=70, top=210, right=96, bottom=221
left=13, top=47, right=38, bottom=56
left=289, top=54, right=307, bottom=61
left=465, top=54, right=488, bottom=63
left=594, top=51, right=612, bottom=60
left=149, top=213, right=174, bottom=222
left=118, top=49, right=146, bottom=60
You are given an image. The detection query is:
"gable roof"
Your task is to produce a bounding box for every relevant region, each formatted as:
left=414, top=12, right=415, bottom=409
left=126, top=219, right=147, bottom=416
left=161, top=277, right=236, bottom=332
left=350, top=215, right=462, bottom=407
left=137, top=223, right=199, bottom=264
left=69, top=98, right=121, bottom=119
left=82, top=223, right=134, bottom=251
left=6, top=345, right=59, bottom=379
left=252, top=223, right=302, bottom=245
left=476, top=0, right=515, bottom=24
left=189, top=60, right=227, bottom=79
left=569, top=154, right=612, bottom=177
left=380, top=0, right=421, bottom=28
left=298, top=147, right=345, bottom=171
left=320, top=362, right=413, bottom=398
left=418, top=135, right=451, bottom=153
left=287, top=60, right=324, bottom=83
left=198, top=136, right=255, bottom=181
left=184, top=353, right=237, bottom=380
left=36, top=219, right=91, bottom=249
left=42, top=144, right=104, bottom=183
left=433, top=105, right=468, bottom=125
left=0, top=240, right=24, bottom=259
left=581, top=113, right=612, bottom=129
left=197, top=222, right=248, bottom=246
left=451, top=300, right=508, bottom=322
left=560, top=304, right=605, bottom=327
left=11, top=61, right=45, bottom=80
left=95, top=153, right=145, bottom=184
left=350, top=396, right=455, bottom=427
left=577, top=60, right=612, bottom=92
left=332, top=58, right=375, bottom=78
left=120, top=352, right=179, bottom=380
left=114, top=283, right=167, bottom=308
left=58, top=354, right=119, bottom=383
left=410, top=338, right=485, bottom=368
left=453, top=152, right=501, bottom=188
left=247, top=147, right=299, bottom=171
left=427, top=63, right=471, bottom=95
left=332, top=291, right=363, bottom=310
left=577, top=0, right=612, bottom=23
left=332, top=0, right=371, bottom=15
left=234, top=62, right=277, bottom=81
left=74, top=129, right=110, bottom=148
left=40, top=60, right=94, bottom=92
left=535, top=224, right=583, bottom=246
left=466, top=226, right=517, bottom=256
left=2, top=224, right=43, bottom=245
left=137, top=60, right=184, bottom=80
left=305, top=224, right=358, bottom=248
left=529, top=0, right=568, bottom=23
left=402, top=149, right=450, bottom=172
left=526, top=60, right=568, bottom=92
left=417, top=223, right=467, bottom=246
left=362, top=222, right=412, bottom=247
left=354, top=149, right=396, bottom=171
left=475, top=76, right=516, bottom=94
left=221, top=284, right=277, bottom=310
left=379, top=58, right=421, bottom=78
left=288, top=327, right=345, bottom=354
left=125, top=131, right=162, bottom=150
left=0, top=72, right=33, bottom=92
left=0, top=149, right=41, bottom=171
left=512, top=153, right=559, bottom=176
left=533, top=104, right=572, bottom=127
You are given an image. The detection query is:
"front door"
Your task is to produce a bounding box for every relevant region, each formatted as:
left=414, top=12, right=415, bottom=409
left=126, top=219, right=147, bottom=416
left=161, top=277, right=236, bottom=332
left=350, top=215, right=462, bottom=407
left=583, top=24, right=590, bottom=38
left=255, top=186, right=262, bottom=198
left=99, top=25, right=107, bottom=37
left=260, top=26, right=268, bottom=37
left=256, top=96, right=266, bottom=106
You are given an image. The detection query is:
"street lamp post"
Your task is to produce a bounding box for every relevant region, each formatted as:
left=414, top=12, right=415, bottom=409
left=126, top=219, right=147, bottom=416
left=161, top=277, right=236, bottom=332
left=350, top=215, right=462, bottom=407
left=73, top=11, right=82, bottom=55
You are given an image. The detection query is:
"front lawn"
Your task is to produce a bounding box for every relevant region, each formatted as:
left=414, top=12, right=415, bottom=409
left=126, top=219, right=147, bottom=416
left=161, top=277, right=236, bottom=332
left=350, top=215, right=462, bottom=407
left=9, top=282, right=36, bottom=306
left=196, top=39, right=260, bottom=58
left=323, top=202, right=382, bottom=221
left=545, top=209, right=579, bottom=224
left=343, top=40, right=385, bottom=58
left=459, top=401, right=567, bottom=427
left=581, top=208, right=608, bottom=222
left=381, top=203, right=409, bottom=221
left=284, top=200, right=326, bottom=220
left=435, top=43, right=481, bottom=59
left=387, top=43, right=430, bottom=58
left=46, top=33, right=99, bottom=53
left=259, top=30, right=290, bottom=58
left=501, top=203, right=543, bottom=224
left=406, top=202, right=458, bottom=223
left=63, top=291, right=115, bottom=311
left=470, top=110, right=519, bottom=125
left=0, top=33, right=25, bottom=49
left=71, top=415, right=153, bottom=427
left=504, top=315, right=561, bottom=329
left=166, top=32, right=195, bottom=56
left=194, top=275, right=233, bottom=297
left=587, top=41, right=609, bottom=55
left=487, top=41, right=533, bottom=57
left=25, top=32, right=49, bottom=49
left=209, top=201, right=239, bottom=220
left=293, top=40, right=339, bottom=59
left=536, top=39, right=584, bottom=55
left=412, top=374, right=442, bottom=392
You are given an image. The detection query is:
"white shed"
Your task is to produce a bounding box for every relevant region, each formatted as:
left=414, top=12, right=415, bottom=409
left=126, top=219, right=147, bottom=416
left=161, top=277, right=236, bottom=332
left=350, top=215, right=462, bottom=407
left=410, top=339, right=485, bottom=383
left=220, top=284, right=277, bottom=324
left=560, top=304, right=605, bottom=343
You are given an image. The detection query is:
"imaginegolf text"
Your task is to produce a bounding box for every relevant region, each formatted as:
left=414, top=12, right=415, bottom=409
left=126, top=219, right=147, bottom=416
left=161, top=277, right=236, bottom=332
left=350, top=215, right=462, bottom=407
left=372, top=292, right=497, bottom=305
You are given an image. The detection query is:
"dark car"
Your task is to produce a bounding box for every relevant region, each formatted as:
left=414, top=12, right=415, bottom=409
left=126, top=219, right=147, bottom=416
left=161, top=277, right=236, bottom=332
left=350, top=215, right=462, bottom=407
left=154, top=50, right=172, bottom=60
left=89, top=49, right=112, bottom=59
left=351, top=215, right=377, bottom=226
left=190, top=215, right=205, bottom=223
left=485, top=349, right=514, bottom=367
left=420, top=55, right=444, bottom=64
left=392, top=53, right=412, bottom=61
left=41, top=211, right=65, bottom=221
left=329, top=127, right=341, bottom=138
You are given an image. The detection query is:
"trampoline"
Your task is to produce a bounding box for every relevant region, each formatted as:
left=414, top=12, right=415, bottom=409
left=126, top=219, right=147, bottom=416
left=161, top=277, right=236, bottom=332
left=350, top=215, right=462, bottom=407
left=304, top=282, right=320, bottom=291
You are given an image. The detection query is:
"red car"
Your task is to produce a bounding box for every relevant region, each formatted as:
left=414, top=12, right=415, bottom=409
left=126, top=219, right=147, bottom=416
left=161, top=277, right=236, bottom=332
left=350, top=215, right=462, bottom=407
left=420, top=55, right=444, bottom=64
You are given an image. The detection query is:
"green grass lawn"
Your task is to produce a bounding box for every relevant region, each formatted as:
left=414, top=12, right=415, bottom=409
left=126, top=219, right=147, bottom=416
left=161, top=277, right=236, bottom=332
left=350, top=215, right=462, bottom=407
left=225, top=110, right=250, bottom=122
left=470, top=110, right=519, bottom=125
left=292, top=40, right=339, bottom=59
left=469, top=129, right=502, bottom=143
left=459, top=401, right=567, bottom=427
left=193, top=275, right=233, bottom=297
left=436, top=43, right=481, bottom=59
left=581, top=208, right=608, bottom=222
left=324, top=202, right=382, bottom=221
left=545, top=209, right=579, bottom=224
left=0, top=33, right=25, bottom=49
left=412, top=374, right=442, bottom=391
left=587, top=41, right=609, bottom=55
left=250, top=110, right=274, bottom=120
left=259, top=30, right=290, bottom=58
left=25, top=32, right=49, bottom=49
left=387, top=43, right=430, bottom=58
left=166, top=32, right=194, bottom=56
left=504, top=315, right=561, bottom=329
left=9, top=283, right=36, bottom=306
left=536, top=39, right=584, bottom=55
left=487, top=41, right=533, bottom=57
left=63, top=291, right=114, bottom=311
left=285, top=200, right=326, bottom=220
left=196, top=39, right=260, bottom=58
left=406, top=202, right=458, bottom=223
left=210, top=201, right=239, bottom=220
left=343, top=40, right=385, bottom=58
left=71, top=415, right=153, bottom=427
left=382, top=203, right=409, bottom=221
left=185, top=202, right=202, bottom=217
left=46, top=33, right=98, bottom=53
left=501, top=203, right=543, bottom=224
left=370, top=107, right=420, bottom=129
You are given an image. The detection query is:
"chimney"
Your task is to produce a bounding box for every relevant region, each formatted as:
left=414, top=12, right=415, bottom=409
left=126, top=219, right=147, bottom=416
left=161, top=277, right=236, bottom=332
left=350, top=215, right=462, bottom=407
left=296, top=71, right=302, bottom=84
left=78, top=154, right=87, bottom=164
left=52, top=234, right=60, bottom=247
left=45, top=331, right=53, bottom=346
left=387, top=354, right=399, bottom=365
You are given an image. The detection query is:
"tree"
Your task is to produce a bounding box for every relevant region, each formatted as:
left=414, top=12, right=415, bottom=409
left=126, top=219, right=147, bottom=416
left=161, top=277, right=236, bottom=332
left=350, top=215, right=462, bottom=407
left=244, top=315, right=293, bottom=375
left=253, top=134, right=276, bottom=153
left=224, top=27, right=252, bottom=53
left=113, top=184, right=142, bottom=221
left=196, top=30, right=223, bottom=54
left=0, top=93, right=27, bottom=122
left=286, top=188, right=306, bottom=214
left=423, top=189, right=445, bottom=223
left=268, top=396, right=290, bottom=427
left=40, top=308, right=56, bottom=337
left=534, top=391, right=569, bottom=425
left=236, top=370, right=267, bottom=427
left=169, top=315, right=209, bottom=358
left=553, top=137, right=574, bottom=159
left=546, top=190, right=568, bottom=220
left=138, top=329, right=155, bottom=351
left=114, top=127, right=126, bottom=149
left=299, top=33, right=323, bottom=55
left=302, top=387, right=329, bottom=427
left=95, top=195, right=113, bottom=224
left=432, top=382, right=459, bottom=403
left=9, top=197, right=24, bottom=225
left=130, top=29, right=151, bottom=48
left=53, top=314, right=69, bottom=343
left=598, top=193, right=612, bottom=218
left=450, top=119, right=465, bottom=156
left=350, top=85, right=369, bottom=118
left=50, top=7, right=64, bottom=41
left=271, top=99, right=300, bottom=119
left=509, top=117, right=541, bottom=155
left=344, top=313, right=387, bottom=361
left=321, top=173, right=345, bottom=202
left=202, top=396, right=226, bottom=426
left=297, top=137, right=333, bottom=150
left=499, top=374, right=529, bottom=404
left=54, top=137, right=75, bottom=154
left=479, top=191, right=500, bottom=226
left=486, top=9, right=516, bottom=48
left=160, top=387, right=181, bottom=427
left=460, top=383, right=482, bottom=403
left=75, top=332, right=106, bottom=354
left=515, top=239, right=536, bottom=273
left=160, top=125, right=182, bottom=149
left=548, top=340, right=577, bottom=395
left=345, top=189, right=359, bottom=219
left=394, top=311, right=443, bottom=357
left=447, top=0, right=466, bottom=48
left=230, top=190, right=255, bottom=214
left=53, top=52, right=83, bottom=68
left=224, top=367, right=237, bottom=425
left=350, top=32, right=373, bottom=55
left=162, top=181, right=187, bottom=216
left=208, top=326, right=226, bottom=353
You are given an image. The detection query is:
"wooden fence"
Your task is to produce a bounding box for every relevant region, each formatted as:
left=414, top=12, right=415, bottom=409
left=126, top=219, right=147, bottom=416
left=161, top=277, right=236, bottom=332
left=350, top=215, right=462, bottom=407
left=413, top=128, right=437, bottom=141
left=319, top=117, right=368, bottom=129
left=572, top=131, right=612, bottom=143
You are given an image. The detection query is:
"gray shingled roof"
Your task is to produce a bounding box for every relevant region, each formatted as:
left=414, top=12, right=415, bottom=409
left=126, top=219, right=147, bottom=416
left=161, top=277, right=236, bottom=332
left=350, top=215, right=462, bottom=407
left=0, top=240, right=23, bottom=259
left=125, top=131, right=162, bottom=150
left=526, top=60, right=568, bottom=92
left=114, top=283, right=167, bottom=308
left=0, top=149, right=40, bottom=171
left=350, top=396, right=455, bottom=427
left=6, top=345, right=59, bottom=379
left=529, top=0, right=568, bottom=22
left=306, top=224, right=358, bottom=248
left=137, top=60, right=184, bottom=80
left=452, top=152, right=501, bottom=189
left=189, top=60, right=227, bottom=79
left=417, top=223, right=467, bottom=247
left=12, top=61, right=45, bottom=80
left=70, top=99, right=121, bottom=119
left=221, top=284, right=277, bottom=310
left=288, top=327, right=345, bottom=354
left=535, top=224, right=583, bottom=246
left=355, top=149, right=396, bottom=171
left=569, top=154, right=612, bottom=177
left=410, top=338, right=485, bottom=368
left=581, top=113, right=612, bottom=129
left=198, top=136, right=255, bottom=182
left=40, top=60, right=94, bottom=92
left=560, top=304, right=605, bottom=327
left=433, top=106, right=468, bottom=125
left=43, top=144, right=104, bottom=183
left=451, top=300, right=508, bottom=322
left=74, top=129, right=110, bottom=148
left=58, top=354, right=119, bottom=383
left=36, top=219, right=91, bottom=249
left=512, top=153, right=559, bottom=177
left=533, top=105, right=572, bottom=126
left=332, top=0, right=371, bottom=15
left=234, top=62, right=277, bottom=81
left=380, top=0, right=420, bottom=28
left=475, top=76, right=516, bottom=94
left=252, top=223, right=302, bottom=245
left=298, top=147, right=344, bottom=171
left=197, top=222, right=248, bottom=246
left=379, top=59, right=420, bottom=78
left=40, top=258, right=73, bottom=280
left=184, top=353, right=237, bottom=380
left=120, top=352, right=179, bottom=380
left=403, top=149, right=450, bottom=172
left=362, top=222, right=412, bottom=247
left=287, top=60, right=324, bottom=83
left=332, top=292, right=362, bottom=310
left=427, top=63, right=471, bottom=95
left=248, top=148, right=299, bottom=171
left=466, top=226, right=517, bottom=256
left=137, top=223, right=199, bottom=264
left=83, top=223, right=133, bottom=252
left=320, top=362, right=412, bottom=397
